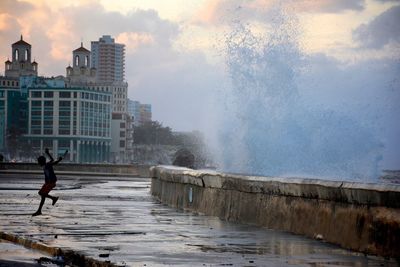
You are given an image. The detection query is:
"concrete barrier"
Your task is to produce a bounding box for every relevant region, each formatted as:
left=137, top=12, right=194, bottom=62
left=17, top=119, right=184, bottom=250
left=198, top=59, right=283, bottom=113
left=150, top=165, right=400, bottom=258
left=0, top=162, right=151, bottom=177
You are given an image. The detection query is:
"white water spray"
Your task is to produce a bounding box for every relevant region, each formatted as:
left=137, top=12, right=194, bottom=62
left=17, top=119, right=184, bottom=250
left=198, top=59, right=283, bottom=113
left=215, top=13, right=394, bottom=181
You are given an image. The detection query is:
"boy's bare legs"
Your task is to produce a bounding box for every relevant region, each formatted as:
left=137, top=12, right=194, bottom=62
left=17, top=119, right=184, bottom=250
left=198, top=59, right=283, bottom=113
left=32, top=193, right=59, bottom=216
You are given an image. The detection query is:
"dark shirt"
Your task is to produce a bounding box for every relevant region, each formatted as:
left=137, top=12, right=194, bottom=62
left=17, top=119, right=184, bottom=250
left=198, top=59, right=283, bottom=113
left=43, top=163, right=57, bottom=183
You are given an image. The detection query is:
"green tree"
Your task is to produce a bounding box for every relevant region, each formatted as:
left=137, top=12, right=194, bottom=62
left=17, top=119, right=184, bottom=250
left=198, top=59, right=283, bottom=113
left=133, top=121, right=177, bottom=145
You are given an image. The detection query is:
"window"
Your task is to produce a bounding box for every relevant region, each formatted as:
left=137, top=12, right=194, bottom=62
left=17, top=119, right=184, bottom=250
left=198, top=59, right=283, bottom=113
left=59, top=120, right=70, bottom=126
left=60, top=92, right=71, bottom=98
left=32, top=101, right=41, bottom=107
left=44, top=101, right=53, bottom=107
left=59, top=129, right=70, bottom=135
left=120, top=140, right=125, bottom=148
left=32, top=91, right=41, bottom=98
left=120, top=122, right=125, bottom=128
left=44, top=92, right=53, bottom=98
left=43, top=140, right=52, bottom=148
left=59, top=140, right=70, bottom=147
left=31, top=140, right=40, bottom=148
left=112, top=113, right=122, bottom=120
left=120, top=131, right=125, bottom=137
left=44, top=129, right=53, bottom=134
left=59, top=101, right=71, bottom=107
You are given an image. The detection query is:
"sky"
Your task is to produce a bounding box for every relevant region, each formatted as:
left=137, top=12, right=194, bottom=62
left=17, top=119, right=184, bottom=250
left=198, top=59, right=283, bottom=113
left=1, top=0, right=399, bottom=172
left=0, top=0, right=398, bottom=129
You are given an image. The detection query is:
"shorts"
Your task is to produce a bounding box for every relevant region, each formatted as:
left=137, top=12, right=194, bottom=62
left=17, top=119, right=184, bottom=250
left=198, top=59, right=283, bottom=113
left=39, top=182, right=56, bottom=195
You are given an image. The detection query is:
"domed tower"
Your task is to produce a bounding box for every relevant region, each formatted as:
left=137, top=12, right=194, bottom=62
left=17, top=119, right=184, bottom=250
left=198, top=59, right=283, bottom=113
left=5, top=35, right=38, bottom=77
left=66, top=42, right=96, bottom=84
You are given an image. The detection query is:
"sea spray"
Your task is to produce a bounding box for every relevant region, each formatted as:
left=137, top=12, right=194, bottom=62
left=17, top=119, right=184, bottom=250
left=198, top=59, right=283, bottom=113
left=217, top=16, right=384, bottom=181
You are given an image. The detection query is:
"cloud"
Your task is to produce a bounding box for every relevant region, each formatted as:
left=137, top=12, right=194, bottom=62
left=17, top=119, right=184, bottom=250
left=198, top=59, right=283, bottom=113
left=289, top=0, right=364, bottom=13
left=116, top=32, right=154, bottom=54
left=353, top=5, right=400, bottom=48
left=0, top=0, right=34, bottom=16
left=194, top=0, right=365, bottom=25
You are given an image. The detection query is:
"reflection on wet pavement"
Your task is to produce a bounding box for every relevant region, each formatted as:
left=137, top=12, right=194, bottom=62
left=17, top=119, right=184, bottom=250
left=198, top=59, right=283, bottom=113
left=0, top=176, right=397, bottom=266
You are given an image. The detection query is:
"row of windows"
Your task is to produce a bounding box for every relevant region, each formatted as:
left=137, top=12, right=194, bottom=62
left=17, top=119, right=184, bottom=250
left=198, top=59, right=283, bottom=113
left=0, top=80, right=19, bottom=87
left=31, top=126, right=109, bottom=137
left=30, top=91, right=111, bottom=102
left=32, top=100, right=110, bottom=110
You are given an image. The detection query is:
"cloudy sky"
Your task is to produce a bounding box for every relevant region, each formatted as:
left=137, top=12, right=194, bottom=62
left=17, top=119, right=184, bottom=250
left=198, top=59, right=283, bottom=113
left=1, top=0, right=399, bottom=172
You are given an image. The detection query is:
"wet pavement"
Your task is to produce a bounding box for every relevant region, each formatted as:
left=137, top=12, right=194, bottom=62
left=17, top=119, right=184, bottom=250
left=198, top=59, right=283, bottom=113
left=0, top=239, right=48, bottom=267
left=0, top=174, right=397, bottom=267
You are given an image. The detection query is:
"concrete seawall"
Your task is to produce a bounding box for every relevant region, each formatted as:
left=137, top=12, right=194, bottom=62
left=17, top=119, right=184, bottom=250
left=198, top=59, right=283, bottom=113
left=150, top=166, right=400, bottom=258
left=0, top=162, right=150, bottom=177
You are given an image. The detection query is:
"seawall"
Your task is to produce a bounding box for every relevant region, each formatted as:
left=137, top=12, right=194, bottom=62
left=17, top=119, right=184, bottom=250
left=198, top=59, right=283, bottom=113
left=150, top=165, right=400, bottom=258
left=0, top=162, right=150, bottom=177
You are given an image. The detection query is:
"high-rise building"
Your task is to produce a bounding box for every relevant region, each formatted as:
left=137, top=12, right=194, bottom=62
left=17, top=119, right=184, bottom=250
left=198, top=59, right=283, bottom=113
left=91, top=35, right=130, bottom=163
left=91, top=35, right=125, bottom=84
left=4, top=35, right=38, bottom=78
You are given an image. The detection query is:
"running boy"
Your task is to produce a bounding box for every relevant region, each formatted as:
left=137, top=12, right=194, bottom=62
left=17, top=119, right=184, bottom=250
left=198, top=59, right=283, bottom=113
left=32, top=148, right=67, bottom=216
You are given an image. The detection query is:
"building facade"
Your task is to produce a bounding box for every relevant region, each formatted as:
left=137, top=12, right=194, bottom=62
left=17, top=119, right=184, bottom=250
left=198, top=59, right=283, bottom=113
left=0, top=76, right=26, bottom=153
left=23, top=76, right=112, bottom=162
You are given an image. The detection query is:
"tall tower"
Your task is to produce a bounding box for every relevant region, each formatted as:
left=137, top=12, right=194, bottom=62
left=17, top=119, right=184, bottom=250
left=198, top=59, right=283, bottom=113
left=5, top=35, right=38, bottom=77
left=91, top=35, right=125, bottom=84
left=66, top=42, right=96, bottom=84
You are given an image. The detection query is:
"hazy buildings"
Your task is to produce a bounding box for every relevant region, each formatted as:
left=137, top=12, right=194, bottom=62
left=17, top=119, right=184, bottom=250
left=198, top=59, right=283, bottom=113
left=127, top=99, right=152, bottom=126
left=1, top=35, right=140, bottom=163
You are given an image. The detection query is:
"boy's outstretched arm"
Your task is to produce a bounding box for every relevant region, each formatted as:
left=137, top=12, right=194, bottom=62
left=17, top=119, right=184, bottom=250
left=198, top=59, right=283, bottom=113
left=45, top=148, right=54, bottom=162
left=52, top=156, right=63, bottom=165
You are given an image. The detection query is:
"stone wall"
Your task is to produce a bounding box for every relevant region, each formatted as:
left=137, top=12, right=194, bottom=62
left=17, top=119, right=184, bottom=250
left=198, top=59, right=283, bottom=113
left=150, top=165, right=400, bottom=258
left=0, top=162, right=150, bottom=177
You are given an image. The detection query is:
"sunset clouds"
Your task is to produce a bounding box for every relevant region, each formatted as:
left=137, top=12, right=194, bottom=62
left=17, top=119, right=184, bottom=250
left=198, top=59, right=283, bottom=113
left=0, top=0, right=399, bottom=132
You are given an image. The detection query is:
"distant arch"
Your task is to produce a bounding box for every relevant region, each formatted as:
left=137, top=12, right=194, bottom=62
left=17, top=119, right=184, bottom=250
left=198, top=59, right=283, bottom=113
left=14, top=49, right=19, bottom=61
left=85, top=56, right=89, bottom=67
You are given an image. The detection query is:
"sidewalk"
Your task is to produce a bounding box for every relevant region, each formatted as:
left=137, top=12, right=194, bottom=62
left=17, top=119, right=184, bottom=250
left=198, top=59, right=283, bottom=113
left=0, top=239, right=48, bottom=267
left=0, top=175, right=397, bottom=266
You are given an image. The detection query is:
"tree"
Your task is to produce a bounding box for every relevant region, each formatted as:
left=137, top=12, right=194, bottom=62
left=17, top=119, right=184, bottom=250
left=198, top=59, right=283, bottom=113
left=133, top=121, right=177, bottom=145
